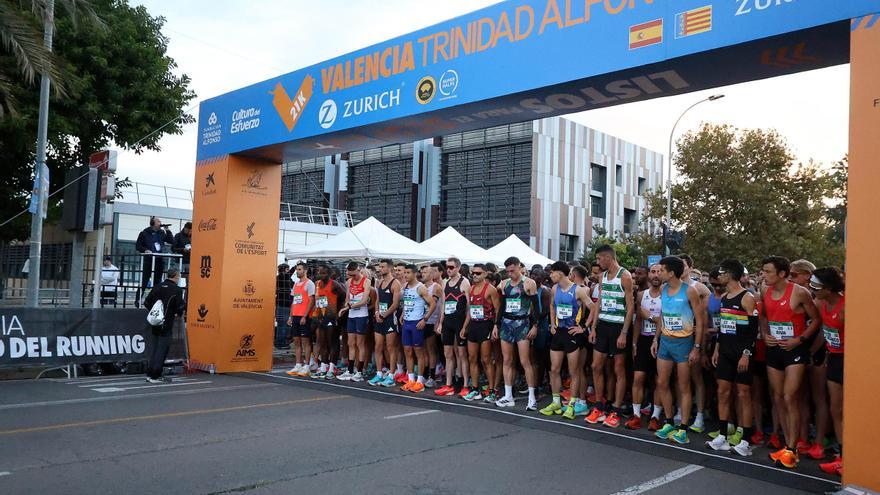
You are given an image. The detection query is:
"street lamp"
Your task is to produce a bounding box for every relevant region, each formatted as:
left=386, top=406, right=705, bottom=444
left=664, top=94, right=725, bottom=254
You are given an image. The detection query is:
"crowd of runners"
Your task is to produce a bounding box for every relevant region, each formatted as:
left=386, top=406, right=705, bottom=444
left=278, top=248, right=846, bottom=476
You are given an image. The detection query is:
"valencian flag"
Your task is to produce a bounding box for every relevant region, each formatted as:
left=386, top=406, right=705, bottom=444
left=676, top=5, right=713, bottom=38
left=629, top=19, right=663, bottom=49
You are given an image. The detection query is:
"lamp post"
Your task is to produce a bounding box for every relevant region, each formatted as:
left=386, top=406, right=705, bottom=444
left=664, top=94, right=725, bottom=255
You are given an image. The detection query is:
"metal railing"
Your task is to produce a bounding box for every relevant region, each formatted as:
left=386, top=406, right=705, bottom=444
left=81, top=252, right=186, bottom=308
left=279, top=203, right=355, bottom=227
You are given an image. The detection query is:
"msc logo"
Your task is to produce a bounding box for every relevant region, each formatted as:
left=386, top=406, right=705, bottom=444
left=319, top=99, right=337, bottom=129
left=200, top=255, right=212, bottom=279
left=270, top=75, right=315, bottom=132
left=197, top=304, right=208, bottom=322
left=236, top=333, right=256, bottom=357
left=207, top=112, right=218, bottom=126
left=246, top=222, right=256, bottom=239
left=416, top=76, right=436, bottom=104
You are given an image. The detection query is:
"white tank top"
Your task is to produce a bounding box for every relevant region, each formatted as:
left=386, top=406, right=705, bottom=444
left=640, top=289, right=662, bottom=336
left=403, top=282, right=426, bottom=322
left=425, top=282, right=440, bottom=324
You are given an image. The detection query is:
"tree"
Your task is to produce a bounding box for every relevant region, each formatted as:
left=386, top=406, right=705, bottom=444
left=580, top=225, right=663, bottom=269
left=0, top=0, right=195, bottom=240
left=643, top=123, right=844, bottom=270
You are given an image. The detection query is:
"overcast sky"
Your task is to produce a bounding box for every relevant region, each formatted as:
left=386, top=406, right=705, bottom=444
left=123, top=0, right=849, bottom=191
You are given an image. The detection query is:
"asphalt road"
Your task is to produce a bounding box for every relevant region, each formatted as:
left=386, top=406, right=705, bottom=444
left=0, top=370, right=838, bottom=495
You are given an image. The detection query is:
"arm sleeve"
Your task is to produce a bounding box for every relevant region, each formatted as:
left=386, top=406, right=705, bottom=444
left=742, top=316, right=759, bottom=353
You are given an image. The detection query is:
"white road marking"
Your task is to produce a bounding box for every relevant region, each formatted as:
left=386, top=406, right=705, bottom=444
left=0, top=383, right=279, bottom=410
left=91, top=381, right=212, bottom=392
left=608, top=464, right=703, bottom=495
left=248, top=372, right=838, bottom=486
left=76, top=377, right=197, bottom=387
left=384, top=409, right=438, bottom=420
left=0, top=471, right=11, bottom=476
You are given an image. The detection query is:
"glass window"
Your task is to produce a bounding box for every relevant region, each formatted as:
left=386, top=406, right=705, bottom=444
left=638, top=177, right=647, bottom=196
left=116, top=214, right=150, bottom=241
left=624, top=208, right=637, bottom=234
left=590, top=195, right=605, bottom=219
left=615, top=164, right=623, bottom=187
left=559, top=234, right=578, bottom=262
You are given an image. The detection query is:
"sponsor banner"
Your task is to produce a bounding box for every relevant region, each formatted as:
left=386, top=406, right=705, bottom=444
left=196, top=0, right=878, bottom=161
left=0, top=309, right=152, bottom=366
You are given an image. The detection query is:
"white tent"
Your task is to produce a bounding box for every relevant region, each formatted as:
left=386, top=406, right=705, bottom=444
left=284, top=216, right=447, bottom=261
left=486, top=234, right=554, bottom=268
left=419, top=226, right=500, bottom=264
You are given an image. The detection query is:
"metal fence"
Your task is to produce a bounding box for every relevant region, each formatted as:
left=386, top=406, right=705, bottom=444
left=0, top=243, right=72, bottom=307
left=80, top=251, right=186, bottom=308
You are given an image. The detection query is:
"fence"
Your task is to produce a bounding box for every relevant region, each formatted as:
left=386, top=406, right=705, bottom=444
left=80, top=251, right=186, bottom=308
left=0, top=243, right=72, bottom=307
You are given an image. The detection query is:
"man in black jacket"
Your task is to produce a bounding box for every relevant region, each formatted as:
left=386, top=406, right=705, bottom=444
left=144, top=267, right=184, bottom=383
left=172, top=222, right=193, bottom=276
left=136, top=217, right=174, bottom=306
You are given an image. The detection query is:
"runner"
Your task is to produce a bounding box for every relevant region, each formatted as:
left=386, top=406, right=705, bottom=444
left=400, top=264, right=436, bottom=393
left=681, top=254, right=710, bottom=433
left=310, top=265, right=346, bottom=379
left=436, top=257, right=471, bottom=397
left=707, top=259, right=758, bottom=457
left=494, top=257, right=540, bottom=410
left=540, top=261, right=592, bottom=419
left=530, top=267, right=552, bottom=400
left=461, top=264, right=500, bottom=402
left=811, top=268, right=845, bottom=477
left=570, top=264, right=593, bottom=414
left=633, top=266, right=649, bottom=293
left=338, top=262, right=372, bottom=382
left=652, top=256, right=705, bottom=445
left=421, top=264, right=442, bottom=388
left=626, top=263, right=663, bottom=431
left=392, top=262, right=408, bottom=382
left=286, top=262, right=315, bottom=377
left=587, top=245, right=635, bottom=428
left=761, top=256, right=821, bottom=469
left=369, top=259, right=402, bottom=387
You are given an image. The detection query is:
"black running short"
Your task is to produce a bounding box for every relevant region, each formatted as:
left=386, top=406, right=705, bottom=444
left=826, top=352, right=843, bottom=384
left=466, top=320, right=493, bottom=343
left=715, top=348, right=753, bottom=385
left=766, top=344, right=810, bottom=370
left=550, top=328, right=587, bottom=354
left=374, top=316, right=398, bottom=336
left=441, top=320, right=467, bottom=347
left=633, top=335, right=656, bottom=374
left=594, top=320, right=625, bottom=357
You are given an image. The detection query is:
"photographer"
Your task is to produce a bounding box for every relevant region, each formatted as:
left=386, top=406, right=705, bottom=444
left=136, top=217, right=174, bottom=306
left=173, top=222, right=193, bottom=276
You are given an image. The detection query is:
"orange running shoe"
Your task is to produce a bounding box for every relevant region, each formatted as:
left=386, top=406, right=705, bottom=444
left=401, top=381, right=413, bottom=392
left=560, top=389, right=572, bottom=402
left=410, top=381, right=425, bottom=393
left=458, top=386, right=471, bottom=398
left=434, top=385, right=455, bottom=396
left=603, top=411, right=621, bottom=428
left=648, top=417, right=661, bottom=431
left=778, top=449, right=799, bottom=469
left=795, top=440, right=811, bottom=455
left=624, top=416, right=642, bottom=430
left=769, top=447, right=788, bottom=462
left=394, top=372, right=407, bottom=384
left=585, top=407, right=606, bottom=425
left=819, top=455, right=842, bottom=476
left=805, top=442, right=825, bottom=460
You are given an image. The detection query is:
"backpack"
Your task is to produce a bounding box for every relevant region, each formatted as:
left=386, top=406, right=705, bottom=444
left=147, top=299, right=165, bottom=326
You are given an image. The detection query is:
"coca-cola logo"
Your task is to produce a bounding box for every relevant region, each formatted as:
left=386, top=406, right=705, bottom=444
left=198, top=218, right=217, bottom=232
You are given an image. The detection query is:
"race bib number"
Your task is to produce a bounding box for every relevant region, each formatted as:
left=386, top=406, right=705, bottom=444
left=316, top=296, right=328, bottom=309
left=293, top=294, right=303, bottom=305
left=642, top=320, right=657, bottom=336
left=444, top=300, right=457, bottom=315
left=601, top=298, right=618, bottom=312
left=379, top=302, right=388, bottom=314
left=505, top=298, right=522, bottom=313
left=351, top=293, right=363, bottom=304
left=768, top=321, right=794, bottom=339
left=663, top=315, right=683, bottom=331
left=822, top=325, right=841, bottom=349
left=469, top=305, right=484, bottom=320
left=403, top=297, right=415, bottom=312
left=556, top=303, right=573, bottom=319
left=712, top=316, right=721, bottom=330
left=720, top=318, right=737, bottom=335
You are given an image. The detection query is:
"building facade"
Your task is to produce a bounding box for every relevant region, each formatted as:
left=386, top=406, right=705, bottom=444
left=281, top=116, right=664, bottom=261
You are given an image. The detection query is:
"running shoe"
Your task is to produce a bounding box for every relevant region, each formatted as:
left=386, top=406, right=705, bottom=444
left=819, top=455, right=842, bottom=476
left=495, top=397, right=515, bottom=408
left=464, top=389, right=482, bottom=401
left=707, top=435, right=731, bottom=451
left=393, top=372, right=407, bottom=384
left=732, top=440, right=753, bottom=457
left=769, top=447, right=788, bottom=462
left=483, top=390, right=498, bottom=403
left=708, top=430, right=720, bottom=439
left=689, top=420, right=705, bottom=434
left=640, top=404, right=653, bottom=417
left=805, top=442, right=825, bottom=460
left=648, top=418, right=661, bottom=432
left=410, top=381, right=425, bottom=393
left=795, top=440, right=811, bottom=455
left=573, top=402, right=589, bottom=417
left=459, top=387, right=472, bottom=398
left=750, top=431, right=765, bottom=446
left=295, top=367, right=310, bottom=377
left=380, top=375, right=396, bottom=387
left=560, top=389, right=572, bottom=402
left=337, top=371, right=353, bottom=381
left=434, top=385, right=455, bottom=396
left=540, top=402, right=563, bottom=416
left=425, top=378, right=436, bottom=388
left=323, top=369, right=335, bottom=380
left=778, top=449, right=799, bottom=469
left=728, top=428, right=744, bottom=447
left=526, top=401, right=537, bottom=412
left=655, top=423, right=675, bottom=440
left=401, top=381, right=414, bottom=392
left=769, top=433, right=783, bottom=450
left=584, top=407, right=606, bottom=425
left=368, top=374, right=384, bottom=386
left=310, top=370, right=326, bottom=379
left=603, top=412, right=621, bottom=428
left=562, top=404, right=576, bottom=420
left=351, top=372, right=364, bottom=382
left=286, top=365, right=303, bottom=376
left=624, top=416, right=642, bottom=430
left=671, top=429, right=690, bottom=444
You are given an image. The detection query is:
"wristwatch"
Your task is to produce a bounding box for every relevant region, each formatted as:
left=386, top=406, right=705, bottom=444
left=742, top=349, right=753, bottom=357
left=694, top=343, right=702, bottom=350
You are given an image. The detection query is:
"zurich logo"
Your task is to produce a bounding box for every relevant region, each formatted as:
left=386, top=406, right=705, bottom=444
left=439, top=69, right=459, bottom=97
left=319, top=99, right=337, bottom=129
left=208, top=112, right=217, bottom=126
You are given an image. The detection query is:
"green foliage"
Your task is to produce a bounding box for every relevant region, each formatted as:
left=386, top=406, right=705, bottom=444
left=642, top=123, right=845, bottom=270
left=580, top=225, right=663, bottom=270
left=0, top=0, right=195, bottom=240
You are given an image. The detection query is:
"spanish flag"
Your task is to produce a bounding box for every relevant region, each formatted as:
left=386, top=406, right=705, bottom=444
left=629, top=19, right=663, bottom=50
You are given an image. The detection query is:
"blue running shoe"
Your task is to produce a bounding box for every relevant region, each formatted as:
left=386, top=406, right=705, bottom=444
left=656, top=423, right=676, bottom=440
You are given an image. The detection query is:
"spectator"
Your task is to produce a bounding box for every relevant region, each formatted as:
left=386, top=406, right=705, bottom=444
left=276, top=263, right=293, bottom=348
left=172, top=222, right=193, bottom=276
left=135, top=217, right=174, bottom=306
left=144, top=267, right=184, bottom=383
left=99, top=257, right=119, bottom=307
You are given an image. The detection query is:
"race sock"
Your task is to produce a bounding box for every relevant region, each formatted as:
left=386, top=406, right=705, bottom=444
left=528, top=387, right=536, bottom=403
left=552, top=394, right=561, bottom=405
left=679, top=422, right=689, bottom=430
left=309, top=356, right=316, bottom=366
left=587, top=385, right=595, bottom=395
left=408, top=373, right=415, bottom=382
left=652, top=405, right=662, bottom=419
left=633, top=403, right=641, bottom=417
left=427, top=368, right=434, bottom=380
left=319, top=363, right=327, bottom=373
left=743, top=426, right=754, bottom=442
left=504, top=385, right=513, bottom=400
left=719, top=421, right=728, bottom=437
left=396, top=363, right=404, bottom=374
left=417, top=375, right=425, bottom=384
left=666, top=417, right=675, bottom=426
left=294, top=362, right=302, bottom=369
left=695, top=411, right=705, bottom=424
left=347, top=360, right=354, bottom=373
left=329, top=363, right=336, bottom=372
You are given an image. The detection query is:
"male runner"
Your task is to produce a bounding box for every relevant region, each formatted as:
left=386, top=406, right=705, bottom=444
left=421, top=264, right=442, bottom=388
left=681, top=254, right=710, bottom=433
left=494, top=257, right=540, bottom=410
left=587, top=245, right=634, bottom=428
left=338, top=262, right=372, bottom=381
left=310, top=265, right=346, bottom=379
left=626, top=263, right=662, bottom=430
left=761, top=256, right=820, bottom=469
left=392, top=262, right=408, bottom=382
left=369, top=259, right=402, bottom=387
left=461, top=264, right=500, bottom=402
left=436, top=257, right=471, bottom=397
left=400, top=264, right=436, bottom=393
left=652, top=256, right=705, bottom=445
left=286, top=262, right=315, bottom=377
left=570, top=264, right=592, bottom=416
left=811, top=268, right=845, bottom=477
left=707, top=259, right=758, bottom=457
left=633, top=266, right=649, bottom=293
left=530, top=267, right=552, bottom=398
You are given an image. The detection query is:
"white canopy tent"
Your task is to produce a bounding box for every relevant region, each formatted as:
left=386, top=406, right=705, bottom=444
left=284, top=216, right=448, bottom=262
left=486, top=234, right=554, bottom=268
left=419, top=226, right=500, bottom=265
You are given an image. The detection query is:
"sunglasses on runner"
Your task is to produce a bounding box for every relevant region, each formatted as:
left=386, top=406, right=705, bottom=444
left=446, top=265, right=457, bottom=270
left=472, top=271, right=484, bottom=276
